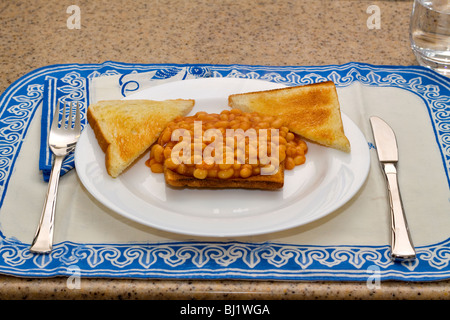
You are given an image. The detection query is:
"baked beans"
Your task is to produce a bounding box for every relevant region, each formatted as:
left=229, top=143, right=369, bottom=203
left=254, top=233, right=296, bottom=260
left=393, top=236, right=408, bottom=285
left=146, top=109, right=307, bottom=179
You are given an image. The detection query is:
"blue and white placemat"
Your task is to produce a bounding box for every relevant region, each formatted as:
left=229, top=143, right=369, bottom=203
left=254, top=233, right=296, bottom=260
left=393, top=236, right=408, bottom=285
left=0, top=62, right=449, bottom=281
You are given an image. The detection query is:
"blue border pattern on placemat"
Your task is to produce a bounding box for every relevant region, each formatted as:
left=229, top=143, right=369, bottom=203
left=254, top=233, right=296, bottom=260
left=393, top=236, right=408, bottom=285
left=0, top=61, right=449, bottom=281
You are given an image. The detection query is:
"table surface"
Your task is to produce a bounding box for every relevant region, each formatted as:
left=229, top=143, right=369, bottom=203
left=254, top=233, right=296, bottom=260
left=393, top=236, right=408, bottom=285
left=1, top=0, right=448, bottom=300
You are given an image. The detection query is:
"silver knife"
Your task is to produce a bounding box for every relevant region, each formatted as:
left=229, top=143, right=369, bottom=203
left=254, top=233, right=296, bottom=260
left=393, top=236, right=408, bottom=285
left=369, top=116, right=416, bottom=261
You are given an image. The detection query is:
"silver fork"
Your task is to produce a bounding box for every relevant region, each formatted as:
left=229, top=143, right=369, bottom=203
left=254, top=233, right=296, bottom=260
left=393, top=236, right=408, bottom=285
left=30, top=101, right=81, bottom=254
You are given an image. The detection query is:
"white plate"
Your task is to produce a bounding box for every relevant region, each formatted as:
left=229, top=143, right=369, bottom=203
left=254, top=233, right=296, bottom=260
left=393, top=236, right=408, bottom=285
left=75, top=78, right=370, bottom=237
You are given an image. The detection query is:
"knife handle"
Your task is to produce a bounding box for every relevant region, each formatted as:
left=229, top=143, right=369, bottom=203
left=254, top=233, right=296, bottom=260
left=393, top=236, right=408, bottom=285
left=382, top=163, right=416, bottom=261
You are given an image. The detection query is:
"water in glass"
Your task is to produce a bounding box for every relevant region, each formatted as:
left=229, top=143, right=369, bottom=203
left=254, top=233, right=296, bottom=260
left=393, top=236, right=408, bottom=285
left=410, top=0, right=450, bottom=76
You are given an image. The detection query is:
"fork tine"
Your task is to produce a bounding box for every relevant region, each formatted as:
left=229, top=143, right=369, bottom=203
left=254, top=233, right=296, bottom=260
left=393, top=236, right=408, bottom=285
left=52, top=101, right=60, bottom=129
left=62, top=102, right=67, bottom=129
left=74, top=102, right=81, bottom=133
left=67, top=102, right=73, bottom=129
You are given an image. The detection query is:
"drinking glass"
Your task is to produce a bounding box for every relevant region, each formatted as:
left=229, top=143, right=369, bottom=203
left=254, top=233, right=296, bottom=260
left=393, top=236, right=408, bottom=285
left=410, top=0, right=450, bottom=76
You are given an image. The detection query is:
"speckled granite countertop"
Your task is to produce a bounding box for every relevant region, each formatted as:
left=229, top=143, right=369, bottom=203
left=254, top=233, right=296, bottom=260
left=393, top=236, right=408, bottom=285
left=1, top=0, right=449, bottom=300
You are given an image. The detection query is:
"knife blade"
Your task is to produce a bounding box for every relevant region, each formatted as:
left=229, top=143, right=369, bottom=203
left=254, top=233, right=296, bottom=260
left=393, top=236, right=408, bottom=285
left=369, top=116, right=416, bottom=261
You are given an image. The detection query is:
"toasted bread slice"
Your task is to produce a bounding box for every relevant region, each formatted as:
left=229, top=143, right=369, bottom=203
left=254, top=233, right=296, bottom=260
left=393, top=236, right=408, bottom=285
left=87, top=99, right=194, bottom=177
left=228, top=81, right=350, bottom=152
left=164, top=163, right=284, bottom=190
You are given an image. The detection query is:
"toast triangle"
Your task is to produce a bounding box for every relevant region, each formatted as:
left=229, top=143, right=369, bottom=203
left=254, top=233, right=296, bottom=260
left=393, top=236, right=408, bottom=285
left=228, top=81, right=350, bottom=152
left=87, top=99, right=194, bottom=177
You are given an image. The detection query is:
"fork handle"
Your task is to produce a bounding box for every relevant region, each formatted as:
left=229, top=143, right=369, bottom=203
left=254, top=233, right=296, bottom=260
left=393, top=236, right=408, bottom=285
left=30, top=155, right=64, bottom=253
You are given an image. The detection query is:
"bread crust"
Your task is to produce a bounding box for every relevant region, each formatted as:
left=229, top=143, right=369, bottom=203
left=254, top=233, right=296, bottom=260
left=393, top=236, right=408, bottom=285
left=164, top=163, right=285, bottom=190
left=87, top=106, right=109, bottom=154
left=87, top=106, right=119, bottom=177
